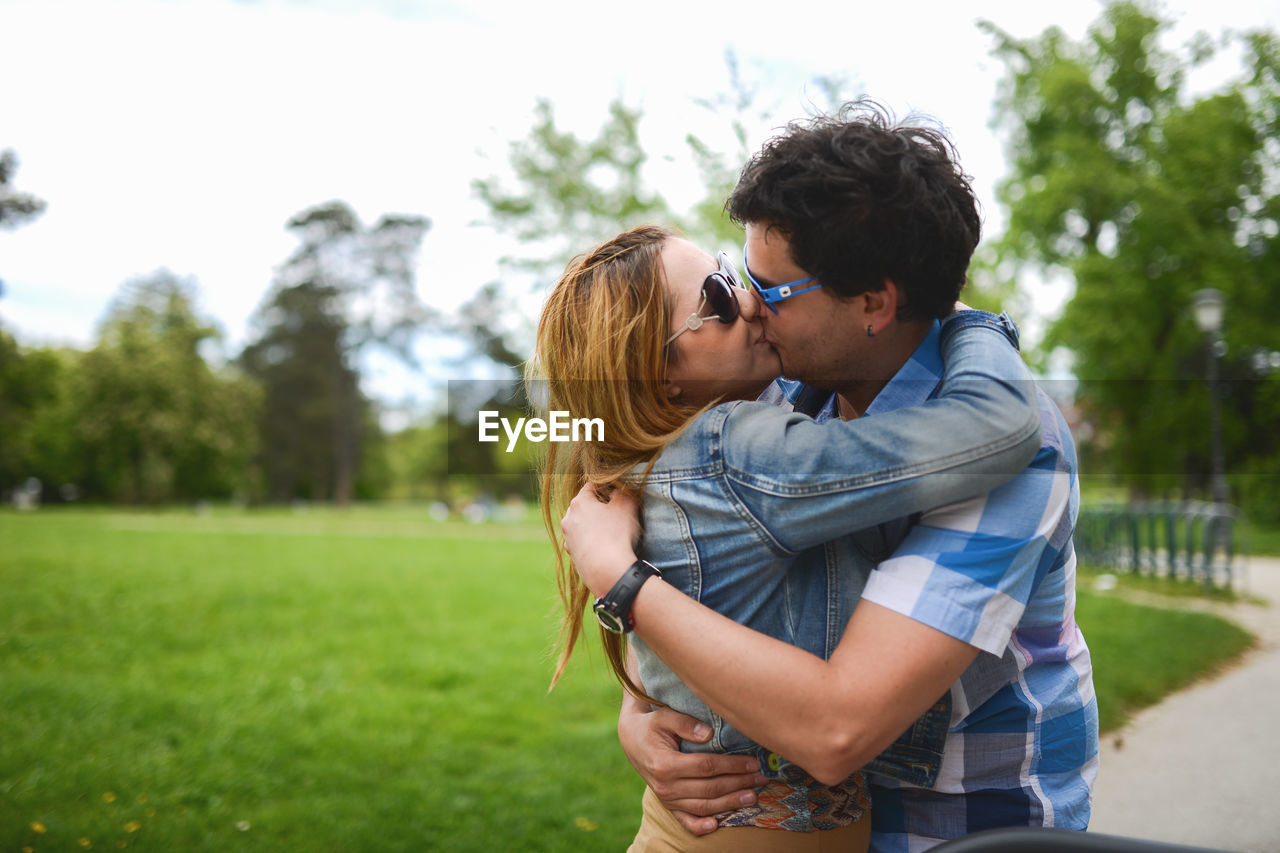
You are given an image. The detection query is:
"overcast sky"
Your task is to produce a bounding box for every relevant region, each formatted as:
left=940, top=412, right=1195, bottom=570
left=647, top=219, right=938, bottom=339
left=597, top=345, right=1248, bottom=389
left=3, top=0, right=1279, bottom=404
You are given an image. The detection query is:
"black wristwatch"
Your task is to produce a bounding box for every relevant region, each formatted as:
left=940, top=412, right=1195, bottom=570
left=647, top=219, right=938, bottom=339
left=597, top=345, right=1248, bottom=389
left=593, top=560, right=662, bottom=634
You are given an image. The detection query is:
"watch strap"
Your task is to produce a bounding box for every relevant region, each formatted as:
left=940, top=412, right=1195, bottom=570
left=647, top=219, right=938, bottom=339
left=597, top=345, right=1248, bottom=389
left=593, top=560, right=661, bottom=634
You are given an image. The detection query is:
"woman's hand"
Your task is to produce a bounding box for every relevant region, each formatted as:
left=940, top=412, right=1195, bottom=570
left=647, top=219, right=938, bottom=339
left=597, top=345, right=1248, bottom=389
left=561, top=483, right=642, bottom=597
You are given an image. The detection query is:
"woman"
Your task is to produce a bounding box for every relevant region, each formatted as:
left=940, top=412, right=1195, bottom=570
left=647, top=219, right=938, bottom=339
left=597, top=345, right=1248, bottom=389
left=530, top=224, right=1040, bottom=851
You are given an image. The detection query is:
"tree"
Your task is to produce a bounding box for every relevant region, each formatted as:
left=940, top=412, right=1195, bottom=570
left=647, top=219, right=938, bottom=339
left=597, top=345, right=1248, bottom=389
left=0, top=150, right=44, bottom=230
left=241, top=279, right=367, bottom=502
left=72, top=271, right=259, bottom=502
left=382, top=421, right=449, bottom=501
left=0, top=149, right=47, bottom=298
left=272, top=201, right=434, bottom=363
left=475, top=98, right=672, bottom=281
left=241, top=201, right=431, bottom=504
left=0, top=151, right=56, bottom=489
left=474, top=58, right=856, bottom=296
left=983, top=1, right=1280, bottom=511
left=0, top=331, right=74, bottom=498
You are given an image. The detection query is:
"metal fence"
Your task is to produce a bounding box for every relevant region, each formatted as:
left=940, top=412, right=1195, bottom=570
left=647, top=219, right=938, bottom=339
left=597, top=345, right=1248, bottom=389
left=1075, top=501, right=1241, bottom=589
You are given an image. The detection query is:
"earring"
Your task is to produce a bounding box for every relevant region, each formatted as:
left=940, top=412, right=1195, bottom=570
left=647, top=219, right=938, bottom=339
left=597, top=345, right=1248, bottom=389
left=866, top=324, right=875, bottom=338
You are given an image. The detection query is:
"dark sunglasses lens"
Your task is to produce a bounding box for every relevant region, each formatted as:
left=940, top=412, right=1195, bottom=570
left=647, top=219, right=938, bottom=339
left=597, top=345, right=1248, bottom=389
left=704, top=275, right=740, bottom=323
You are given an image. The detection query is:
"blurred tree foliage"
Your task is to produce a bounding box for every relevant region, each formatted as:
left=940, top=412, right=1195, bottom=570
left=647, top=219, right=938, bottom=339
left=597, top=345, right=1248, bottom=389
left=241, top=201, right=431, bottom=504
left=0, top=150, right=45, bottom=230
left=241, top=279, right=367, bottom=503
left=983, top=1, right=1280, bottom=515
left=270, top=201, right=434, bottom=363
left=381, top=421, right=448, bottom=501
left=475, top=58, right=852, bottom=288
left=0, top=330, right=72, bottom=496
left=73, top=272, right=258, bottom=502
left=475, top=98, right=671, bottom=280
left=0, top=149, right=46, bottom=298
left=2, top=274, right=260, bottom=504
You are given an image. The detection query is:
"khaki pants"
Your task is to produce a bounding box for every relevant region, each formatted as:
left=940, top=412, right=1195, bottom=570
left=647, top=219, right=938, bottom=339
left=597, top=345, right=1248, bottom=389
left=629, top=786, right=870, bottom=853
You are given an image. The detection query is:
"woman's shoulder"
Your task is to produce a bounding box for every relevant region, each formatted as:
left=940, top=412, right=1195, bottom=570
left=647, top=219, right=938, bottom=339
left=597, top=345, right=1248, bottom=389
left=637, top=401, right=743, bottom=482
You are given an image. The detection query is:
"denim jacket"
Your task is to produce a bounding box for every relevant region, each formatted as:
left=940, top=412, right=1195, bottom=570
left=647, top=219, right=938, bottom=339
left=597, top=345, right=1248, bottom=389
left=629, top=311, right=1038, bottom=785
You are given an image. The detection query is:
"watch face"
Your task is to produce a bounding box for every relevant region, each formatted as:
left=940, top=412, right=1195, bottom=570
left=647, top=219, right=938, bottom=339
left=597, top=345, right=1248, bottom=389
left=594, top=601, right=626, bottom=634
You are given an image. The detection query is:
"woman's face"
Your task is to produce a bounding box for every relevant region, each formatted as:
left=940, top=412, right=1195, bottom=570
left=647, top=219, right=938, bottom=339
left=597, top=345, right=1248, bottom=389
left=662, top=237, right=782, bottom=406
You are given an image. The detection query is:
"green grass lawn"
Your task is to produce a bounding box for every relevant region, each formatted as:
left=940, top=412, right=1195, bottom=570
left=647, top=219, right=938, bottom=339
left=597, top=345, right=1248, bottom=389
left=0, top=507, right=1259, bottom=850
left=1074, top=589, right=1254, bottom=732
left=1, top=507, right=640, bottom=852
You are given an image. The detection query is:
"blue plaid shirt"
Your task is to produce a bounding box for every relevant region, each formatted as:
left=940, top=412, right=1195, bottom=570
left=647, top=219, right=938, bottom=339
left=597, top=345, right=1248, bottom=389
left=780, top=321, right=1099, bottom=850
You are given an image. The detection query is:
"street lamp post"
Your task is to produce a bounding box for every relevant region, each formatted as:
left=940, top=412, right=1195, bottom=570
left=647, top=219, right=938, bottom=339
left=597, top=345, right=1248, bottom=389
left=1191, top=289, right=1229, bottom=508
left=1191, top=289, right=1231, bottom=585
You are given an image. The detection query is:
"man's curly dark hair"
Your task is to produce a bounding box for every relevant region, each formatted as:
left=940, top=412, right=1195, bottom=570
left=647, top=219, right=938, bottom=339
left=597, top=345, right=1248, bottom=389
left=727, top=99, right=981, bottom=322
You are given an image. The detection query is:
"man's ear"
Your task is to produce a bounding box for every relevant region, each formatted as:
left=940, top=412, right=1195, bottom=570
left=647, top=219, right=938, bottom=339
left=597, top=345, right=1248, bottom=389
left=863, top=280, right=901, bottom=336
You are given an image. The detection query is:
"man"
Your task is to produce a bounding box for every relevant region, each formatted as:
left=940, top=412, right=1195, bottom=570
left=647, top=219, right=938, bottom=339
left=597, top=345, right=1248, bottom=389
left=562, top=101, right=1097, bottom=850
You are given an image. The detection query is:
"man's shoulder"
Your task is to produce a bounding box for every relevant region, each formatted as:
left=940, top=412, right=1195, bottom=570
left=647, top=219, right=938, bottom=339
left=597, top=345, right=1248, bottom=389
left=1031, top=386, right=1078, bottom=473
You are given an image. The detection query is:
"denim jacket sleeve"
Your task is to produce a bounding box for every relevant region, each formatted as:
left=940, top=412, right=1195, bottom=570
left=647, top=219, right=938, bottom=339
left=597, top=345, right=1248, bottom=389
left=717, top=311, right=1042, bottom=556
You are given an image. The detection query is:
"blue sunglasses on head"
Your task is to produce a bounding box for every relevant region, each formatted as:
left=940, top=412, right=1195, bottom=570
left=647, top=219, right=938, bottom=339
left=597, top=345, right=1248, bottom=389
left=742, top=241, right=823, bottom=313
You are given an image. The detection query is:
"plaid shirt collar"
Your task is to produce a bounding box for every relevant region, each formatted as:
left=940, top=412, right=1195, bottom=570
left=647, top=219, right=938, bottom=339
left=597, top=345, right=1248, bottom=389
left=864, top=320, right=943, bottom=417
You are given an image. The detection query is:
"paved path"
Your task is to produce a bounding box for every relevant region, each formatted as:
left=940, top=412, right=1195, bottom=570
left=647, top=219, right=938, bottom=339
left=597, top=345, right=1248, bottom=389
left=1087, top=557, right=1280, bottom=853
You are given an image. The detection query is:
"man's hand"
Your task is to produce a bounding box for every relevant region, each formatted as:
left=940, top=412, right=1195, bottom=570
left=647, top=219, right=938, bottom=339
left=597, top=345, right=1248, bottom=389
left=561, top=483, right=642, bottom=596
left=619, top=703, right=765, bottom=836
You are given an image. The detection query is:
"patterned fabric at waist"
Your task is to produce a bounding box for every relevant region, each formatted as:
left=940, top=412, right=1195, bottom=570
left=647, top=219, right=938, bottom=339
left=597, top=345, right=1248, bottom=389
left=718, top=766, right=870, bottom=832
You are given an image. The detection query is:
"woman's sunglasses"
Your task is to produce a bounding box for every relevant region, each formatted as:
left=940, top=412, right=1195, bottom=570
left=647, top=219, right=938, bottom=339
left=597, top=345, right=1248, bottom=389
left=665, top=252, right=745, bottom=345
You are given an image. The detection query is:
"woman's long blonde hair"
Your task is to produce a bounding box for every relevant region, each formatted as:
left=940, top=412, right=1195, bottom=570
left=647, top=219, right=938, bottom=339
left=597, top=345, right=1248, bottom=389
left=528, top=225, right=703, bottom=700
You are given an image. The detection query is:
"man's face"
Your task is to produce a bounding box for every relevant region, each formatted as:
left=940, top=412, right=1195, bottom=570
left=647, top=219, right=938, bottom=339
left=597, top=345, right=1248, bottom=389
left=744, top=223, right=870, bottom=389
